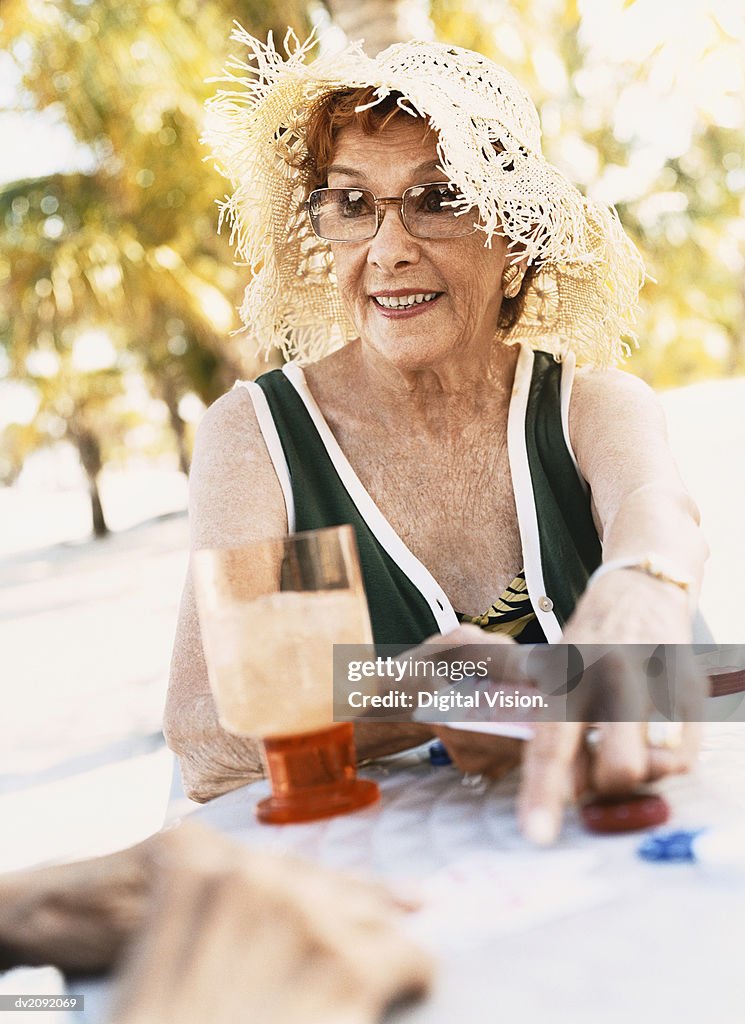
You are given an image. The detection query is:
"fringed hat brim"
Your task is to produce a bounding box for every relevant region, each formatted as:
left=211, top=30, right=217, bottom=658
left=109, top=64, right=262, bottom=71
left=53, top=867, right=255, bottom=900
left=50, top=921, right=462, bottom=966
left=205, top=27, right=645, bottom=367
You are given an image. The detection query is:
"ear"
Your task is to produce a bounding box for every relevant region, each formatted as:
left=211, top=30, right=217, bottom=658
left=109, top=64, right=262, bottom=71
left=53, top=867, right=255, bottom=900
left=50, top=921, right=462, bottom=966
left=501, top=238, right=528, bottom=288
left=501, top=252, right=529, bottom=297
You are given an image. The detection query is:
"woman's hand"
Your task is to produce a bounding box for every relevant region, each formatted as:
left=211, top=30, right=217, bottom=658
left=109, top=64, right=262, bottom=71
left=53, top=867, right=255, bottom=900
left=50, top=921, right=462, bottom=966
left=384, top=624, right=524, bottom=780
left=432, top=725, right=523, bottom=780
left=507, top=569, right=705, bottom=844
left=519, top=634, right=704, bottom=843
left=409, top=623, right=705, bottom=845
left=518, top=720, right=701, bottom=845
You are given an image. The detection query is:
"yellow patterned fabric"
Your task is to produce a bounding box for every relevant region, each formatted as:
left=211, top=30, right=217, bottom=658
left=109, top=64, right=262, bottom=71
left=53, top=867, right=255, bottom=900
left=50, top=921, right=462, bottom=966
left=457, top=570, right=545, bottom=642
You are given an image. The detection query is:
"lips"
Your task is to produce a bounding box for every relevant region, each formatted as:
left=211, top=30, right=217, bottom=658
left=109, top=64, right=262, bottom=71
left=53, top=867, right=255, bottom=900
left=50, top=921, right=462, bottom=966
left=369, top=289, right=443, bottom=317
left=373, top=291, right=438, bottom=309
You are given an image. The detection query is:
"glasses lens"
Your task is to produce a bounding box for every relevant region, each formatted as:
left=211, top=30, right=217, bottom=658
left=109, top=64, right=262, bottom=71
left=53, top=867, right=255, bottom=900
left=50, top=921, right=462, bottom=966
left=403, top=183, right=476, bottom=238
left=307, top=188, right=377, bottom=241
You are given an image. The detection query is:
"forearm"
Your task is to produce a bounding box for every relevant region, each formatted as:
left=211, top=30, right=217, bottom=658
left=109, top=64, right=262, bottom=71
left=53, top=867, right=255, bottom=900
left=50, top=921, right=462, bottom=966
left=354, top=722, right=434, bottom=762
left=165, top=698, right=435, bottom=801
left=596, top=482, right=708, bottom=603
left=566, top=484, right=707, bottom=644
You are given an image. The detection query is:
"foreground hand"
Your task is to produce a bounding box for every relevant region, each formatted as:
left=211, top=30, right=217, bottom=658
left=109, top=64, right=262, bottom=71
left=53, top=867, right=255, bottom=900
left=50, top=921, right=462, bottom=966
left=0, top=824, right=432, bottom=1024
left=111, top=823, right=432, bottom=1024
left=0, top=838, right=154, bottom=973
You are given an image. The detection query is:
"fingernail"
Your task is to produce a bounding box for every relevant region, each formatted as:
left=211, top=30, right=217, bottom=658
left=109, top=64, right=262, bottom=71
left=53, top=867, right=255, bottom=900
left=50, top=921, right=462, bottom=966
left=523, top=809, right=559, bottom=846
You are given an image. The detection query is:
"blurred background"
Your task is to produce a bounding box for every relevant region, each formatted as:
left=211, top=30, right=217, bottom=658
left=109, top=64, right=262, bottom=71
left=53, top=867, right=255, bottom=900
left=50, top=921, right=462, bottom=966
left=1, top=0, right=743, bottom=869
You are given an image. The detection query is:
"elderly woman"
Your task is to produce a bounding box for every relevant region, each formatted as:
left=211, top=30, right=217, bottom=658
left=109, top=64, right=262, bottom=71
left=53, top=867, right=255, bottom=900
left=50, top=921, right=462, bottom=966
left=165, top=30, right=707, bottom=844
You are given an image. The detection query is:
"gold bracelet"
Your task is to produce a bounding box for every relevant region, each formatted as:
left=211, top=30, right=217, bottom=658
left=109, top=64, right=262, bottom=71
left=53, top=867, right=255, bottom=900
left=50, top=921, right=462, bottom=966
left=588, top=555, right=693, bottom=597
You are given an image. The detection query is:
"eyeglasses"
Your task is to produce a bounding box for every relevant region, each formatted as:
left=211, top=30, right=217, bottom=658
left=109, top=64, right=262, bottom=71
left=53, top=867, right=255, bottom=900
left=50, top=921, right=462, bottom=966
left=306, top=182, right=478, bottom=242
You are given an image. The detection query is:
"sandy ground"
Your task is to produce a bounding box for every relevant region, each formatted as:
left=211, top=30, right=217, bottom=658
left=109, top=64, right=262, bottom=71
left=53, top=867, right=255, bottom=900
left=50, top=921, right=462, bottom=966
left=0, top=511, right=189, bottom=870
left=1, top=377, right=743, bottom=871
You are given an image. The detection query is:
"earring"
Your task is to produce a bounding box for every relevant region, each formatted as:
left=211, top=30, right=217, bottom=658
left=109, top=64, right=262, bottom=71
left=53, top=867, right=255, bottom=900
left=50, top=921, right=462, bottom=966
left=501, top=264, right=524, bottom=298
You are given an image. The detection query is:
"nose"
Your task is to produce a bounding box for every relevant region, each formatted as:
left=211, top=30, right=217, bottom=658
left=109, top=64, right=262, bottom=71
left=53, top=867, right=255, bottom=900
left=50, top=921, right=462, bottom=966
left=366, top=203, right=421, bottom=273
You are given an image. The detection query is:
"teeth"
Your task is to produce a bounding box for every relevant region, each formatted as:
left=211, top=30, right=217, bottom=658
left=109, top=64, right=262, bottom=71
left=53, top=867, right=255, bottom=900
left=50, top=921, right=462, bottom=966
left=374, top=292, right=438, bottom=308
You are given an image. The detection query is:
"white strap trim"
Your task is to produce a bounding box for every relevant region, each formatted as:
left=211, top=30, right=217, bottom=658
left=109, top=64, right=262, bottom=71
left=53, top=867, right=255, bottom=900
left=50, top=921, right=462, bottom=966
left=559, top=350, right=586, bottom=492
left=232, top=379, right=295, bottom=534
left=282, top=363, right=459, bottom=635
left=507, top=345, right=563, bottom=644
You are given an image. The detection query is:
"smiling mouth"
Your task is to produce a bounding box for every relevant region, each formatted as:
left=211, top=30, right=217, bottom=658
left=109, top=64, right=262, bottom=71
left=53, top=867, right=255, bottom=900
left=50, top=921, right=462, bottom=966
left=371, top=292, right=441, bottom=309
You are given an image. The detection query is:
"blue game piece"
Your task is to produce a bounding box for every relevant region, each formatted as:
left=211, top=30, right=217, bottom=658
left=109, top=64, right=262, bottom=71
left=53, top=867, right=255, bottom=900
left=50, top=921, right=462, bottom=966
left=638, top=829, right=706, bottom=862
left=428, top=740, right=452, bottom=766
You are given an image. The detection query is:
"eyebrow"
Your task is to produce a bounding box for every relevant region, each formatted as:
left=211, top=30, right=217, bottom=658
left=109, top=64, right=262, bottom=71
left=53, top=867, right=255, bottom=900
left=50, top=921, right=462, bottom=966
left=327, top=159, right=443, bottom=180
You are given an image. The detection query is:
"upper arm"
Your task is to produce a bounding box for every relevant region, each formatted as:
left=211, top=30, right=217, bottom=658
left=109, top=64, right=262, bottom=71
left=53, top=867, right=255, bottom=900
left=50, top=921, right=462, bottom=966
left=188, top=385, right=287, bottom=549
left=165, top=386, right=287, bottom=730
left=568, top=367, right=700, bottom=534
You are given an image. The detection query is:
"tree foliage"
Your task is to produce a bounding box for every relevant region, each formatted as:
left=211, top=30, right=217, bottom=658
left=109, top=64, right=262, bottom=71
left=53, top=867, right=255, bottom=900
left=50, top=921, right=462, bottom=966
left=430, top=0, right=745, bottom=385
left=1, top=0, right=743, bottom=535
left=0, top=0, right=311, bottom=521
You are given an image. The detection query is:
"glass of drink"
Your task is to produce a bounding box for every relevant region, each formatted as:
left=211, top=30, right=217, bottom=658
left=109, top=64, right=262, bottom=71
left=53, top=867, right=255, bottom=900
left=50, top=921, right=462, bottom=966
left=193, top=525, right=380, bottom=824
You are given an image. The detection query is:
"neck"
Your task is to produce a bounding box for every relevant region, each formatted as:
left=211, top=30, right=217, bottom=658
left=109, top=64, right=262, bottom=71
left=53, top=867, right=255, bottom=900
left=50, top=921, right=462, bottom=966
left=355, top=339, right=519, bottom=435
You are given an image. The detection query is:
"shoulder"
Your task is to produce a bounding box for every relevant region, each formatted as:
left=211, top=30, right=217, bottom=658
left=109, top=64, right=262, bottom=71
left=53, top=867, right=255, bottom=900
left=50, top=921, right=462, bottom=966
left=569, top=365, right=666, bottom=442
left=189, top=383, right=287, bottom=546
left=191, top=384, right=275, bottom=484
left=571, top=364, right=659, bottom=408
left=193, top=384, right=256, bottom=451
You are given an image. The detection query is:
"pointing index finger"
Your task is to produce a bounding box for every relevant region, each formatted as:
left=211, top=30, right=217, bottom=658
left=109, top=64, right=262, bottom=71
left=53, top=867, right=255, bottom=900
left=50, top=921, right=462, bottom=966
left=518, top=721, right=584, bottom=845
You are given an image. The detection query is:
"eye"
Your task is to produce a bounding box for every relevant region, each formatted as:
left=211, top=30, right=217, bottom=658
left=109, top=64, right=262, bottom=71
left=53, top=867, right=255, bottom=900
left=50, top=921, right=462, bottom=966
left=340, top=189, right=374, bottom=218
left=413, top=183, right=459, bottom=214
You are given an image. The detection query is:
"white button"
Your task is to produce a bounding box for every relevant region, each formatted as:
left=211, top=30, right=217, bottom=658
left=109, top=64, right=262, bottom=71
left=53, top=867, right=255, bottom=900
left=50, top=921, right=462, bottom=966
left=538, top=595, right=554, bottom=612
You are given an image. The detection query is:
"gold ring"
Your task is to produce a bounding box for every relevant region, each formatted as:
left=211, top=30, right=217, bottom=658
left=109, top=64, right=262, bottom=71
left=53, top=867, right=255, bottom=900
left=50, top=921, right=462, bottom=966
left=645, top=721, right=684, bottom=750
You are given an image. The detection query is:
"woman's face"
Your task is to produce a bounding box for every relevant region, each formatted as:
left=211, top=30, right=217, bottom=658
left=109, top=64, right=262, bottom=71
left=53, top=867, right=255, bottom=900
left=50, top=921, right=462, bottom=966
left=326, top=119, right=509, bottom=373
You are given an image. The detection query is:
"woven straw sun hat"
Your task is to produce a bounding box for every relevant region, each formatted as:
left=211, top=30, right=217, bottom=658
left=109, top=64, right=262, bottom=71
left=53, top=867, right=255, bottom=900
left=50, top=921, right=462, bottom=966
left=204, top=26, right=646, bottom=367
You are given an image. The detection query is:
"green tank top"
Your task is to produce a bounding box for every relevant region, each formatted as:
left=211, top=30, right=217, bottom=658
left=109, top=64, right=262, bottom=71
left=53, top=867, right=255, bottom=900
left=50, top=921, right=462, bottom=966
left=249, top=346, right=602, bottom=649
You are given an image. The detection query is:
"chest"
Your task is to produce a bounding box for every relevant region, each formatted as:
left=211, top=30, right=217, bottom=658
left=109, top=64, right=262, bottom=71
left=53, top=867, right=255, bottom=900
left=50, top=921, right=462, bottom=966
left=330, top=419, right=524, bottom=614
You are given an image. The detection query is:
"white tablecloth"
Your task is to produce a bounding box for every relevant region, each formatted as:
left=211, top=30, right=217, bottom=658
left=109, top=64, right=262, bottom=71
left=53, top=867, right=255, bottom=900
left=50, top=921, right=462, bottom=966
left=184, top=723, right=745, bottom=1024
left=66, top=724, right=745, bottom=1023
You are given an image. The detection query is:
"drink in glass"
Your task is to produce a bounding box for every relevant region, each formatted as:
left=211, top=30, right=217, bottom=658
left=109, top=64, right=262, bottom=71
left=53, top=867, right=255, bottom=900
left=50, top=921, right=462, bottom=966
left=193, top=525, right=379, bottom=823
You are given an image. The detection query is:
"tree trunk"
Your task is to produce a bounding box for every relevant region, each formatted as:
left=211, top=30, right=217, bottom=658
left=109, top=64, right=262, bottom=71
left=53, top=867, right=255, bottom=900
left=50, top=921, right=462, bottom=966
left=68, top=423, right=110, bottom=539
left=159, top=377, right=191, bottom=476
left=88, top=477, right=109, bottom=539
left=324, top=0, right=434, bottom=56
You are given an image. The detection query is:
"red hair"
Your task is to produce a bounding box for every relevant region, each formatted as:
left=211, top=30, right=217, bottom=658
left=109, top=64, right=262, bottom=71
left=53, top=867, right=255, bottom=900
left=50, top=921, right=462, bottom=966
left=303, top=88, right=429, bottom=189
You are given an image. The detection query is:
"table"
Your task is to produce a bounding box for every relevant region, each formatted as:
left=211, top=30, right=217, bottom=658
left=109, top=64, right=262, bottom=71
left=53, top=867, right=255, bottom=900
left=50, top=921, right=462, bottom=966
left=186, top=723, right=745, bottom=1024
left=66, top=723, right=745, bottom=1023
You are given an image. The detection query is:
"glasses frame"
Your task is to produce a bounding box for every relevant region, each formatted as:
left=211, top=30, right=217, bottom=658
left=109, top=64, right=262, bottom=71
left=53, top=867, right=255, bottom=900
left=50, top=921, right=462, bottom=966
left=305, top=182, right=479, bottom=242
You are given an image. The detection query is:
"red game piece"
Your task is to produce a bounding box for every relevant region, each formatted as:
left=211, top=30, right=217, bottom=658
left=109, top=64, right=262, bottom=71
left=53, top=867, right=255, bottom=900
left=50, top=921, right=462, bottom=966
left=580, top=792, right=670, bottom=834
